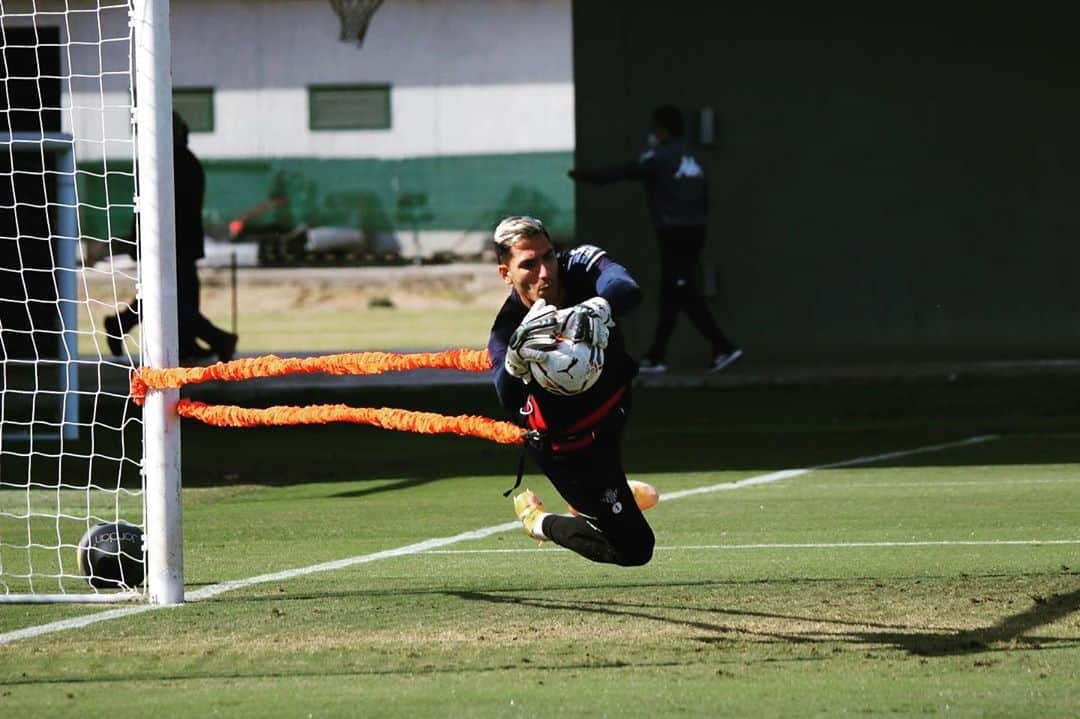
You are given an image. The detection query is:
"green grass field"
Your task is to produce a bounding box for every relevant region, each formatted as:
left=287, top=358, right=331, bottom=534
left=2, top=384, right=1079, bottom=717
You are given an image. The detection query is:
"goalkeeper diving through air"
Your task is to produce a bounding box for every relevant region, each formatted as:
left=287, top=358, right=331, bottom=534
left=488, top=216, right=656, bottom=566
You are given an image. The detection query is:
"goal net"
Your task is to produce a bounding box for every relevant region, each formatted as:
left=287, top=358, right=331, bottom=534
left=1, top=0, right=181, bottom=603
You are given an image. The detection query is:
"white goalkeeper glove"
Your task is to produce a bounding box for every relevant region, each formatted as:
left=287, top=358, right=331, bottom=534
left=515, top=344, right=563, bottom=378
left=555, top=296, right=614, bottom=349
left=504, top=348, right=532, bottom=383
left=505, top=298, right=559, bottom=383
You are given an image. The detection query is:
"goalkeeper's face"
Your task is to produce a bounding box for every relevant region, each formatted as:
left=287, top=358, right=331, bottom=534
left=499, top=235, right=562, bottom=308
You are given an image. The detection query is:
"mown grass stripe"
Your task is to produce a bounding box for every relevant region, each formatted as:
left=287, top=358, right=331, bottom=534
left=424, top=539, right=1080, bottom=555
left=0, top=434, right=999, bottom=646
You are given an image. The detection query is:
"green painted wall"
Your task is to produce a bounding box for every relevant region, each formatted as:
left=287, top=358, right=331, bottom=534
left=78, top=151, right=575, bottom=246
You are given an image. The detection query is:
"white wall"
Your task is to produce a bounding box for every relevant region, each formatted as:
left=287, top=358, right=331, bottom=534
left=171, top=0, right=575, bottom=159
left=4, top=0, right=573, bottom=161
left=204, top=81, right=573, bottom=159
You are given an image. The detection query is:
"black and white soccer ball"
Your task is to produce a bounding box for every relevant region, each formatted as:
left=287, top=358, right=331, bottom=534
left=76, top=521, right=146, bottom=589
left=529, top=337, right=604, bottom=396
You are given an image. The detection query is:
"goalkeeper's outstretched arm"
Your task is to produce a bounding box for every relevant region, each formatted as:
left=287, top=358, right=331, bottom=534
left=593, top=257, right=643, bottom=317
left=569, top=149, right=656, bottom=185
left=488, top=306, right=529, bottom=414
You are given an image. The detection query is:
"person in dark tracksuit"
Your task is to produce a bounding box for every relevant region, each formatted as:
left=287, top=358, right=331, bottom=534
left=488, top=215, right=654, bottom=566
left=569, top=104, right=741, bottom=374
left=104, top=113, right=237, bottom=363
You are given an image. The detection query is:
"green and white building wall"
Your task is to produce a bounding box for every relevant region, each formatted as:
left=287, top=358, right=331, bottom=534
left=79, top=0, right=576, bottom=258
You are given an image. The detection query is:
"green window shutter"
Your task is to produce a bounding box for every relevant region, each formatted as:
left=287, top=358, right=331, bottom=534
left=172, top=87, right=215, bottom=133
left=309, top=85, right=391, bottom=130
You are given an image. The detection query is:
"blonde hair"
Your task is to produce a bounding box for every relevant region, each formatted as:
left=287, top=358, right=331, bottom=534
left=492, top=216, right=549, bottom=263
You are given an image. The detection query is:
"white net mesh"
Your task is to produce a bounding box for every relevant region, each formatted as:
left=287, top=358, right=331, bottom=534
left=1, top=0, right=145, bottom=600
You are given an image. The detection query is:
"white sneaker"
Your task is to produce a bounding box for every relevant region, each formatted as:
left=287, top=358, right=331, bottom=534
left=709, top=348, right=743, bottom=373
left=638, top=357, right=668, bottom=374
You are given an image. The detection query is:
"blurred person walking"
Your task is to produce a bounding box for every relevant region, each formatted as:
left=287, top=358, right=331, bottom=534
left=569, top=104, right=740, bottom=374
left=104, top=113, right=237, bottom=363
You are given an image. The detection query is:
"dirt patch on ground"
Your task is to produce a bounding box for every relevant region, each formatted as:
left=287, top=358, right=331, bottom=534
left=82, top=263, right=510, bottom=315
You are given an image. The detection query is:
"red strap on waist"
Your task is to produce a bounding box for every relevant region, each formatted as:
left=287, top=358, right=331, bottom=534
left=549, top=434, right=596, bottom=453
left=567, top=385, right=626, bottom=434
left=523, top=385, right=626, bottom=439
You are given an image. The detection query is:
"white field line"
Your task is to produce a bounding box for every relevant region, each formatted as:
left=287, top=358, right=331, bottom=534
left=670, top=540, right=1080, bottom=549
left=660, top=434, right=999, bottom=501
left=0, top=522, right=518, bottom=646
left=184, top=523, right=519, bottom=602
left=0, top=606, right=159, bottom=646
left=0, top=433, right=998, bottom=646
left=820, top=478, right=1079, bottom=489
left=425, top=539, right=1080, bottom=555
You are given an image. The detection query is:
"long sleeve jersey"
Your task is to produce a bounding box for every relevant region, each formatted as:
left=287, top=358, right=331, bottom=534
left=487, top=244, right=643, bottom=431
left=573, top=138, right=708, bottom=229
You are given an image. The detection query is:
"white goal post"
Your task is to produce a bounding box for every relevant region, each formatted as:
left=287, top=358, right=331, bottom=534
left=0, top=0, right=182, bottom=604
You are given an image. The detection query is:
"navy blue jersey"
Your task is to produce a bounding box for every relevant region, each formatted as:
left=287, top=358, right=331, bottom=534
left=488, top=245, right=643, bottom=430
left=572, top=138, right=708, bottom=229
left=638, top=138, right=707, bottom=228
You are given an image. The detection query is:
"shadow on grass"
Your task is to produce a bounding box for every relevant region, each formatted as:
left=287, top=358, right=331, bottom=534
left=860, top=587, right=1080, bottom=656
left=210, top=570, right=1079, bottom=660
left=446, top=585, right=1080, bottom=658
left=15, top=379, right=1080, bottom=491
left=177, top=379, right=1080, bottom=489
left=9, top=584, right=1075, bottom=687
left=328, top=476, right=445, bottom=499
left=0, top=657, right=745, bottom=686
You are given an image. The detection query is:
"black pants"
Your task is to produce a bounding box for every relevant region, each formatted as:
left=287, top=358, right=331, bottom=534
left=646, top=226, right=735, bottom=362
left=113, top=262, right=231, bottom=356
left=530, top=399, right=654, bottom=566
left=176, top=262, right=233, bottom=355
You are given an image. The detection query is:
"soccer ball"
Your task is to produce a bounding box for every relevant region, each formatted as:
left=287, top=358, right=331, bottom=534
left=76, top=522, right=146, bottom=589
left=530, top=337, right=604, bottom=396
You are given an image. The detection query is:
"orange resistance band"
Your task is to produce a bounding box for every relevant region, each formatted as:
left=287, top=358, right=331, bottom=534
left=176, top=400, right=525, bottom=445
left=131, top=348, right=492, bottom=402
left=132, top=348, right=526, bottom=445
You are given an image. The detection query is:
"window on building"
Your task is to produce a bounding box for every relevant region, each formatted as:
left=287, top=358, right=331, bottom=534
left=308, top=84, right=391, bottom=131
left=172, top=88, right=214, bottom=133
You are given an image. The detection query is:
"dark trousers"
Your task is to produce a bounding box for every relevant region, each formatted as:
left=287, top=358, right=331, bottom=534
left=114, top=262, right=231, bottom=356
left=646, top=226, right=735, bottom=361
left=176, top=262, right=232, bottom=355
left=530, top=398, right=654, bottom=566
